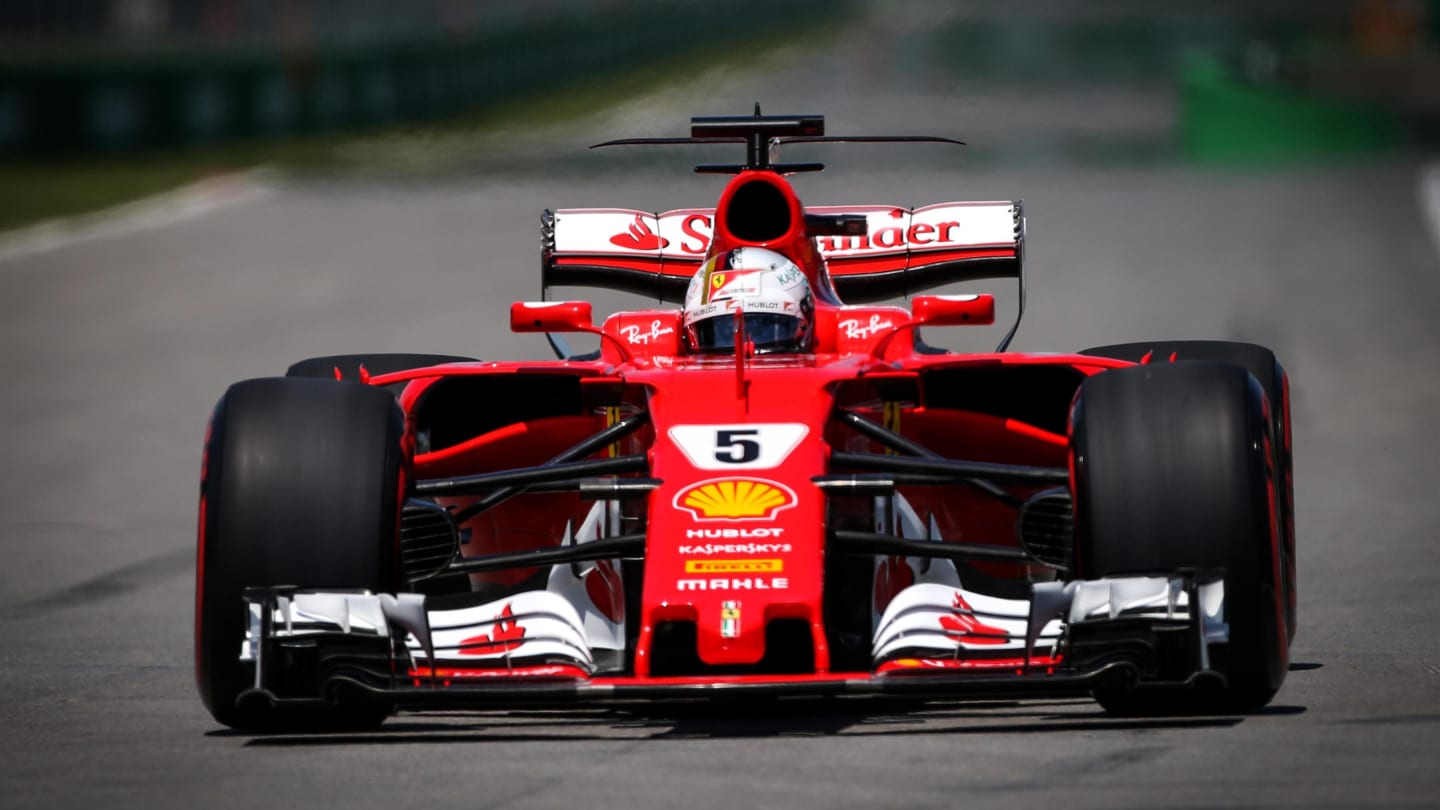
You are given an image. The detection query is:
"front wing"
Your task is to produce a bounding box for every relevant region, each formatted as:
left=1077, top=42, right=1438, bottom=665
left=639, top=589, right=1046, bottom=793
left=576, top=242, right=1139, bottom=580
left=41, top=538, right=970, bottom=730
left=235, top=575, right=1226, bottom=711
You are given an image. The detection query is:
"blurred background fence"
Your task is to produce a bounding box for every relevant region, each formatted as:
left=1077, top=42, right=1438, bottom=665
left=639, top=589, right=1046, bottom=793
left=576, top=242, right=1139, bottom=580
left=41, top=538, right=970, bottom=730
left=0, top=0, right=853, bottom=154
left=3, top=0, right=1440, bottom=162
left=902, top=0, right=1440, bottom=163
left=1, top=1, right=587, bottom=45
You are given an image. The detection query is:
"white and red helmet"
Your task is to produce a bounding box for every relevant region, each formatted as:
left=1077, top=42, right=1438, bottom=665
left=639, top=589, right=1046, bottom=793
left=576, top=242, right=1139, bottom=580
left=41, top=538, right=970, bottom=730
left=683, top=247, right=814, bottom=354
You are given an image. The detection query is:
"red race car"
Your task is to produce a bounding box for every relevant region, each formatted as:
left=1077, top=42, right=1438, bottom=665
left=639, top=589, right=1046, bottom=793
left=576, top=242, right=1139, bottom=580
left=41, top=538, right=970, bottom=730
left=196, top=112, right=1296, bottom=730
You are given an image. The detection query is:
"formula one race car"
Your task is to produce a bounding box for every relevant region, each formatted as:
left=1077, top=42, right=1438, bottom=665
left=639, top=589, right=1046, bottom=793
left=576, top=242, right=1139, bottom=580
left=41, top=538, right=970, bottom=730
left=196, top=112, right=1296, bottom=730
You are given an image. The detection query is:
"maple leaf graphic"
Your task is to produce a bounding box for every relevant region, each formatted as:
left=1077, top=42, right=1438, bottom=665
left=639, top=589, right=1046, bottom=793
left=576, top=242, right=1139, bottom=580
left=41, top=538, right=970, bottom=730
left=459, top=603, right=527, bottom=655
left=938, top=592, right=1008, bottom=645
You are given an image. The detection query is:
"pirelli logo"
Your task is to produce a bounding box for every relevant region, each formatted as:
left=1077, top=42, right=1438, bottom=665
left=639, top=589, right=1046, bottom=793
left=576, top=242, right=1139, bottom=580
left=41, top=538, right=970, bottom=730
left=683, top=559, right=783, bottom=574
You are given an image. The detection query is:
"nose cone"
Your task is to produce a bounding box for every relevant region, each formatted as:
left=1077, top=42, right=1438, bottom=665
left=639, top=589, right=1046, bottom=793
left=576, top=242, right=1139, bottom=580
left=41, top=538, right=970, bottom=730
left=634, top=365, right=834, bottom=674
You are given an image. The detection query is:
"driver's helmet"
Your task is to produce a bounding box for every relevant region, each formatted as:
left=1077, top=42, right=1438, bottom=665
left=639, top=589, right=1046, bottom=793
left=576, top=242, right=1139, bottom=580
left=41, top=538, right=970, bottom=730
left=683, top=247, right=814, bottom=355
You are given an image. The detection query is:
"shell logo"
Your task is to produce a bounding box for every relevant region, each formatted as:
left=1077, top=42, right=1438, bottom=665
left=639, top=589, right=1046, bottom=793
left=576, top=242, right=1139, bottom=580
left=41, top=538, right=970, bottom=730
left=674, top=477, right=797, bottom=521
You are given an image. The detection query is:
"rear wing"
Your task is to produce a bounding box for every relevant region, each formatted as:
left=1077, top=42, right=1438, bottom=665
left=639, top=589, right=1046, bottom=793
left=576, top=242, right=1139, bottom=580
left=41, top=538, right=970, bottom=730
left=541, top=200, right=1027, bottom=349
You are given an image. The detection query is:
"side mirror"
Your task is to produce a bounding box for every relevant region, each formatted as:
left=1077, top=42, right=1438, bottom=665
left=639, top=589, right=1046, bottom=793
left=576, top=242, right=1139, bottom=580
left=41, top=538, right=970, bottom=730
left=510, top=301, right=594, bottom=333
left=910, top=294, right=995, bottom=326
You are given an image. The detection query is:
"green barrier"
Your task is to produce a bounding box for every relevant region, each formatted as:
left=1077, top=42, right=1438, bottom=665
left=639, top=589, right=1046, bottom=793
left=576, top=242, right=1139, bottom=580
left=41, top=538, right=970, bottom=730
left=920, top=16, right=1242, bottom=85
left=0, top=0, right=850, bottom=156
left=1178, top=54, right=1402, bottom=165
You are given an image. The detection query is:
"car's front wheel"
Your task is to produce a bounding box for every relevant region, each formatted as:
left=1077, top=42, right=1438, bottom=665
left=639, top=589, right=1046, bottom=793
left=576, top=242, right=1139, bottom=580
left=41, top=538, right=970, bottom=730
left=196, top=377, right=404, bottom=731
left=1080, top=340, right=1295, bottom=642
left=1071, top=361, right=1288, bottom=714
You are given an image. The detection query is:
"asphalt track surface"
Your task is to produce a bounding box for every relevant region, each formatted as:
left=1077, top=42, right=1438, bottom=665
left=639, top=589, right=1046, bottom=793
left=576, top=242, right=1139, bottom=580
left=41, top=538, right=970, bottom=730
left=5, top=29, right=1440, bottom=810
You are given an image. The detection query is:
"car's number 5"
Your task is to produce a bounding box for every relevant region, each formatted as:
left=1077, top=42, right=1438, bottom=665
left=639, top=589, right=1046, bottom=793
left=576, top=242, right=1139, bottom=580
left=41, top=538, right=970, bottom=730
left=714, top=429, right=760, bottom=464
left=668, top=423, right=809, bottom=470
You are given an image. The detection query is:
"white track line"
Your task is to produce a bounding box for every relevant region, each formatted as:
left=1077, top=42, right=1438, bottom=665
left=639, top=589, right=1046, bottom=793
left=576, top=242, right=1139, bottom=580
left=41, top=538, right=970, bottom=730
left=0, top=170, right=276, bottom=266
left=1419, top=161, right=1440, bottom=263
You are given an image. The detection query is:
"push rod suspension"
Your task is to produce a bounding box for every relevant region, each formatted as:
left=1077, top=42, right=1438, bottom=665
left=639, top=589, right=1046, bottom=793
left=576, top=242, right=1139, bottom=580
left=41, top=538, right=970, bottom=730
left=830, top=530, right=1034, bottom=564
left=417, top=455, right=647, bottom=498
left=437, top=534, right=646, bottom=577
left=836, top=411, right=1025, bottom=505
left=830, top=451, right=1068, bottom=484
left=447, top=412, right=651, bottom=522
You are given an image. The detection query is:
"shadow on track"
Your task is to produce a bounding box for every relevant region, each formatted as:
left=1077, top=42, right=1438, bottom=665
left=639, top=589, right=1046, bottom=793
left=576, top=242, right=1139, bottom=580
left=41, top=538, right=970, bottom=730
left=220, top=697, right=1302, bottom=747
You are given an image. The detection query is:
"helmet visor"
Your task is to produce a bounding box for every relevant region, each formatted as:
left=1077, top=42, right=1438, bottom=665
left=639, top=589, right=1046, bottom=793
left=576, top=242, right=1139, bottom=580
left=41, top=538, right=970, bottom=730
left=692, top=314, right=805, bottom=355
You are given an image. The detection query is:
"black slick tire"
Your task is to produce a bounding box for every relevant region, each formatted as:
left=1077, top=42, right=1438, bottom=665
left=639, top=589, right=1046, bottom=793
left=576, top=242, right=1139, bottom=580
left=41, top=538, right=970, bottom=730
left=1080, top=340, right=1295, bottom=642
left=196, top=377, right=405, bottom=731
left=1071, top=361, right=1288, bottom=714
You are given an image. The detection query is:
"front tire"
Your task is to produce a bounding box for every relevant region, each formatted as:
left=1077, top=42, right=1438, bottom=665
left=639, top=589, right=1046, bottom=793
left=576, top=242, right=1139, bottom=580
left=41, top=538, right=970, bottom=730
left=196, top=377, right=405, bottom=731
left=1071, top=361, right=1288, bottom=713
left=1080, top=340, right=1295, bottom=642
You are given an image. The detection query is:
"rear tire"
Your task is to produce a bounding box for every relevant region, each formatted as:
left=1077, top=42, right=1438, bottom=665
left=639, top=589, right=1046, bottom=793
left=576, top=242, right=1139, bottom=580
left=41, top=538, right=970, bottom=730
left=196, top=377, right=405, bottom=731
left=1081, top=340, right=1295, bottom=642
left=1071, top=361, right=1288, bottom=714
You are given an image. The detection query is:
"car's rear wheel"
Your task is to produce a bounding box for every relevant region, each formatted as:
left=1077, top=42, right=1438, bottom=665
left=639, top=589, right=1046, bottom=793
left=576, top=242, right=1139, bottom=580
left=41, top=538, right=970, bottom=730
left=1080, top=340, right=1295, bottom=641
left=1071, top=361, right=1288, bottom=714
left=196, top=377, right=405, bottom=731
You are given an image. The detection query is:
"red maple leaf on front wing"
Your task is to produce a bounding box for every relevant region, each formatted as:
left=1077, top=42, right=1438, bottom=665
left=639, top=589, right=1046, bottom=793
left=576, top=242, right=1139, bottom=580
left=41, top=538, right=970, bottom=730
left=609, top=214, right=669, bottom=251
left=459, top=603, right=527, bottom=655
left=938, top=592, right=1008, bottom=645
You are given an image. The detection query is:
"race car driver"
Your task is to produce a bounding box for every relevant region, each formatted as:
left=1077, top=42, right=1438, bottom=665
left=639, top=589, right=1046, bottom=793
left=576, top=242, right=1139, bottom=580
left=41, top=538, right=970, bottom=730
left=682, top=247, right=815, bottom=355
